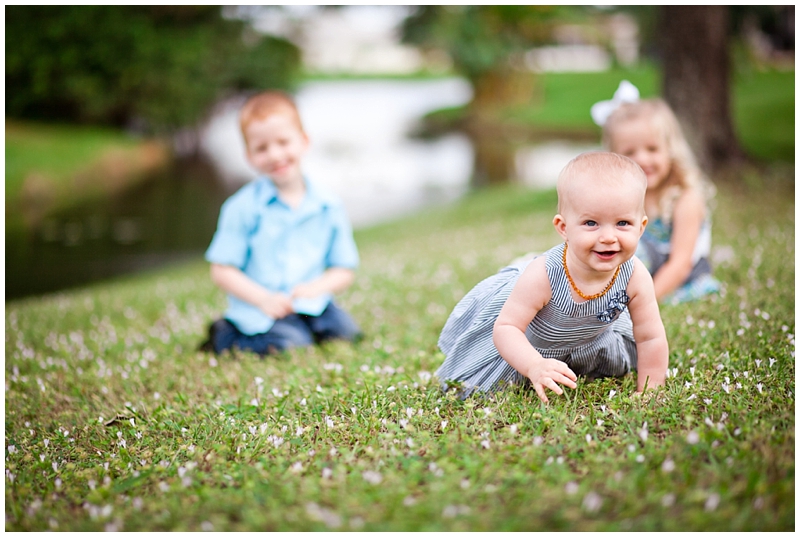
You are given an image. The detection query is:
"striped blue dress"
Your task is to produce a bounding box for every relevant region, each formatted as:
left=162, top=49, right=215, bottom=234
left=437, top=243, right=637, bottom=398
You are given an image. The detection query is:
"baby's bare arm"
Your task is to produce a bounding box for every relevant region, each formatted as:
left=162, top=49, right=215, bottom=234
left=493, top=258, right=577, bottom=403
left=627, top=258, right=669, bottom=391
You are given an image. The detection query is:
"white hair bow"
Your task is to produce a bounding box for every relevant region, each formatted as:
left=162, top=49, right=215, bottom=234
left=590, top=80, right=640, bottom=127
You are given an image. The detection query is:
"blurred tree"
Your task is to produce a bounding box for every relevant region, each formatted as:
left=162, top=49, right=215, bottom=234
left=6, top=6, right=300, bottom=132
left=401, top=6, right=566, bottom=185
left=402, top=6, right=563, bottom=111
left=658, top=6, right=746, bottom=175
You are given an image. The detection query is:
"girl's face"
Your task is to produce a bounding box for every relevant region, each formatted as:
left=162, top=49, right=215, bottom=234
left=610, top=118, right=672, bottom=191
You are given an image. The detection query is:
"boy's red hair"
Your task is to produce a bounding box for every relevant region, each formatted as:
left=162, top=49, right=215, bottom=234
left=239, top=91, right=304, bottom=137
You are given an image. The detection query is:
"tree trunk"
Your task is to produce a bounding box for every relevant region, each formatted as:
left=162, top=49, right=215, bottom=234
left=467, top=68, right=536, bottom=186
left=658, top=6, right=746, bottom=176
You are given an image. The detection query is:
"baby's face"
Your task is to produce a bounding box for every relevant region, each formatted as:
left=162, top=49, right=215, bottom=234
left=554, top=176, right=647, bottom=276
left=244, top=113, right=309, bottom=188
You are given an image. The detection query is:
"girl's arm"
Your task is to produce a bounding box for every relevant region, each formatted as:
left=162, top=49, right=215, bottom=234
left=493, top=257, right=578, bottom=403
left=626, top=257, right=669, bottom=392
left=652, top=188, right=706, bottom=300
left=210, top=263, right=294, bottom=319
left=291, top=267, right=356, bottom=299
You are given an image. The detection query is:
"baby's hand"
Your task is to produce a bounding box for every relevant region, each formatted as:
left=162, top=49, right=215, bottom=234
left=259, top=293, right=294, bottom=319
left=526, top=358, right=578, bottom=404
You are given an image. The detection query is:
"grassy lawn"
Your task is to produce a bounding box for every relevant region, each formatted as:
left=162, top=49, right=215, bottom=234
left=5, top=121, right=169, bottom=234
left=5, top=168, right=794, bottom=531
left=5, top=121, right=144, bottom=201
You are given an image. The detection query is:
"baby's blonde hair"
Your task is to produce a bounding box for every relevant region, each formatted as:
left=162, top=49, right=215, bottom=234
left=602, top=98, right=714, bottom=221
left=557, top=151, right=646, bottom=215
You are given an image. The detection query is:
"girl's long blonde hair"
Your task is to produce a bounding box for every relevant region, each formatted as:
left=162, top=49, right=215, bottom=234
left=602, top=98, right=715, bottom=223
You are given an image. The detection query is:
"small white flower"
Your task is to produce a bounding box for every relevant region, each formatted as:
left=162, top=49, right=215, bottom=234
left=290, top=462, right=303, bottom=474
left=362, top=471, right=383, bottom=485
left=582, top=491, right=603, bottom=513
left=687, top=394, right=697, bottom=401
left=661, top=459, right=675, bottom=472
left=636, top=454, right=645, bottom=462
left=565, top=481, right=579, bottom=495
left=510, top=424, right=518, bottom=435
left=322, top=467, right=333, bottom=479
left=406, top=407, right=414, bottom=418
left=608, top=389, right=616, bottom=399
left=533, top=436, right=544, bottom=446
left=769, top=357, right=777, bottom=367
left=406, top=438, right=415, bottom=448
left=661, top=493, right=676, bottom=507
left=756, top=383, right=763, bottom=394
left=441, top=420, right=448, bottom=431
left=705, top=493, right=721, bottom=512
left=585, top=434, right=592, bottom=444
left=687, top=430, right=700, bottom=445
left=755, top=359, right=762, bottom=368
left=481, top=439, right=490, bottom=449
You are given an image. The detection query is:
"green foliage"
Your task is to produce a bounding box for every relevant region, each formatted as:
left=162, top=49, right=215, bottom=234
left=5, top=6, right=300, bottom=132
left=401, top=6, right=565, bottom=81
left=4, top=172, right=794, bottom=530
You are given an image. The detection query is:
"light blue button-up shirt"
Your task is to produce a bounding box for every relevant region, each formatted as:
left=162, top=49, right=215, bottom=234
left=205, top=176, right=359, bottom=335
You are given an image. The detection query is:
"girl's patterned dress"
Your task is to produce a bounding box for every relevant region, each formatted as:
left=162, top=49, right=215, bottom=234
left=437, top=243, right=638, bottom=398
left=636, top=217, right=720, bottom=304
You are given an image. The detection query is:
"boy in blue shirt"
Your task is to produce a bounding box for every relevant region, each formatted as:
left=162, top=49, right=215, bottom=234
left=201, top=91, right=361, bottom=355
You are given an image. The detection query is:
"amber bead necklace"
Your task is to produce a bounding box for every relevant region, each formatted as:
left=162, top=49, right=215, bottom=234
left=562, top=243, right=620, bottom=300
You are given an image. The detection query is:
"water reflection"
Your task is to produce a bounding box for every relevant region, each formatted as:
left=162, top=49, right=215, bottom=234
left=5, top=158, right=230, bottom=300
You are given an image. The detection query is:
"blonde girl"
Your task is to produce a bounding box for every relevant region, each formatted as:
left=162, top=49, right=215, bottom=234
left=592, top=81, right=720, bottom=304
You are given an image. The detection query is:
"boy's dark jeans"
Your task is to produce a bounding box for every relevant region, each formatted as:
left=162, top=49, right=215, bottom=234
left=202, top=302, right=361, bottom=356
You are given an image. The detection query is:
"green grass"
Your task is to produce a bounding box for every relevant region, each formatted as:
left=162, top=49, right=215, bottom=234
left=5, top=121, right=142, bottom=202
left=425, top=64, right=794, bottom=163
left=731, top=69, right=795, bottom=163
left=5, top=169, right=794, bottom=531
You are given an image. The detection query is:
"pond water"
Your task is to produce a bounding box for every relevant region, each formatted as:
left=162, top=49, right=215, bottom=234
left=6, top=78, right=598, bottom=300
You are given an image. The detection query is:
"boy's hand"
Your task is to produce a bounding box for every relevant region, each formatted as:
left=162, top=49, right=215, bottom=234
left=291, top=282, right=322, bottom=300
left=525, top=358, right=578, bottom=404
left=258, top=293, right=294, bottom=319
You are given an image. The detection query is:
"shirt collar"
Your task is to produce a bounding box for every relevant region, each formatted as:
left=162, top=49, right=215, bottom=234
left=255, top=176, right=334, bottom=212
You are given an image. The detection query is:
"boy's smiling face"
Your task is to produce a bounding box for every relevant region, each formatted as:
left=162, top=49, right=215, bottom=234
left=244, top=113, right=309, bottom=188
left=553, top=170, right=647, bottom=279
